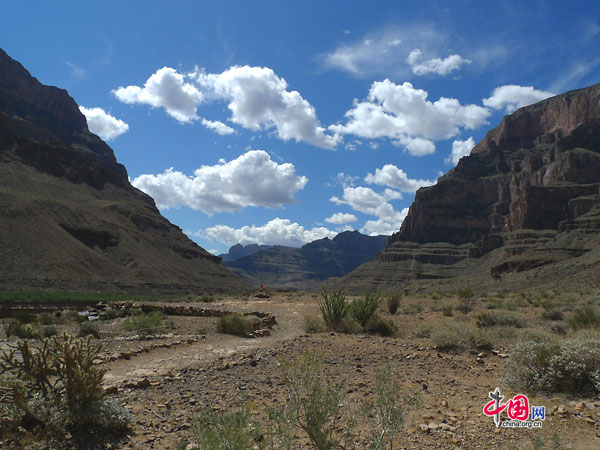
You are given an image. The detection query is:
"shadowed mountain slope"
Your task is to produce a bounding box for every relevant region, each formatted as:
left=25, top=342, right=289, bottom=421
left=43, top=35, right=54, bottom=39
left=0, top=48, right=248, bottom=294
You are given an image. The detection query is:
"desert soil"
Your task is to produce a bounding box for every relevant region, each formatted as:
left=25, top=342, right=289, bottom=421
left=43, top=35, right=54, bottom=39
left=3, top=293, right=600, bottom=449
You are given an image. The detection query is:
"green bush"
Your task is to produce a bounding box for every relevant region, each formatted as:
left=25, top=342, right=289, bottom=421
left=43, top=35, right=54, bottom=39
left=349, top=291, right=381, bottom=327
left=317, top=289, right=349, bottom=332
left=190, top=405, right=261, bottom=450
left=414, top=323, right=433, bottom=338
left=365, top=315, right=398, bottom=337
left=430, top=324, right=462, bottom=350
left=504, top=337, right=600, bottom=395
left=123, top=310, right=173, bottom=337
left=281, top=351, right=349, bottom=450
left=0, top=334, right=131, bottom=445
left=456, top=288, right=476, bottom=314
left=442, top=307, right=454, bottom=317
left=63, top=310, right=88, bottom=323
left=39, top=313, right=56, bottom=325
left=387, top=293, right=401, bottom=315
left=4, top=320, right=37, bottom=339
left=336, top=317, right=363, bottom=334
left=568, top=306, right=600, bottom=330
left=216, top=314, right=260, bottom=337
left=401, top=303, right=424, bottom=315
left=79, top=322, right=101, bottom=339
left=13, top=310, right=36, bottom=324
left=101, top=307, right=127, bottom=320
left=303, top=315, right=327, bottom=334
left=476, top=311, right=525, bottom=328
left=41, top=325, right=58, bottom=338
left=541, top=308, right=564, bottom=321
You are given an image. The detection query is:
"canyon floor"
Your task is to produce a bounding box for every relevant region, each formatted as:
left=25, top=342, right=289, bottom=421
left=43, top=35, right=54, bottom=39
left=3, top=291, right=600, bottom=449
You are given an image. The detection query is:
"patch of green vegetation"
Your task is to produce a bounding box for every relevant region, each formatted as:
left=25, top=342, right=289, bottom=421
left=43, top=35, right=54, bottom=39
left=317, top=289, right=349, bottom=332
left=349, top=291, right=381, bottom=327
left=568, top=306, right=600, bottom=330
left=476, top=311, right=525, bottom=328
left=386, top=292, right=402, bottom=315
left=123, top=310, right=174, bottom=337
left=216, top=314, right=260, bottom=337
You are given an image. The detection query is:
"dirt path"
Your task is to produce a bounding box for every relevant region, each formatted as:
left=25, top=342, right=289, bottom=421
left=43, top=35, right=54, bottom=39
left=103, top=297, right=315, bottom=386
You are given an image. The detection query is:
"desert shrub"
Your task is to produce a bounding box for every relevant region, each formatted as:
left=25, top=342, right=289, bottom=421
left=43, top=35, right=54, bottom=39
left=13, top=310, right=36, bottom=324
left=79, top=322, right=101, bottom=339
left=39, top=313, right=56, bottom=325
left=317, top=289, right=349, bottom=332
left=217, top=314, right=260, bottom=337
left=463, top=326, right=494, bottom=351
left=442, top=306, right=454, bottom=317
left=190, top=405, right=261, bottom=450
left=414, top=323, right=434, bottom=338
left=199, top=294, right=215, bottom=303
left=349, top=291, right=381, bottom=327
left=337, top=317, right=363, bottom=334
left=386, top=292, right=402, bottom=315
left=303, top=315, right=327, bottom=334
left=101, top=307, right=126, bottom=320
left=281, top=351, right=351, bottom=450
left=364, top=366, right=407, bottom=450
left=504, top=337, right=600, bottom=395
left=456, top=288, right=476, bottom=314
left=365, top=315, right=398, bottom=337
left=4, top=320, right=37, bottom=339
left=41, top=325, right=58, bottom=338
left=63, top=310, right=87, bottom=323
left=476, top=311, right=525, bottom=328
left=123, top=310, right=172, bottom=337
left=0, top=334, right=131, bottom=445
left=568, top=306, right=600, bottom=330
left=430, top=324, right=462, bottom=350
left=541, top=308, right=564, bottom=321
left=401, top=303, right=423, bottom=315
left=550, top=322, right=568, bottom=335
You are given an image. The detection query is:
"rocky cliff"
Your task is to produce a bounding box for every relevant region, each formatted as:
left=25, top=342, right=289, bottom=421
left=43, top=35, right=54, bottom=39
left=337, top=82, right=600, bottom=293
left=0, top=48, right=248, bottom=294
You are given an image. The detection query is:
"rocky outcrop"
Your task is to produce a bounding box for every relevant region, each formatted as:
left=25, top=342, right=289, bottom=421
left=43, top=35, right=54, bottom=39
left=338, top=82, right=600, bottom=292
left=0, top=48, right=247, bottom=294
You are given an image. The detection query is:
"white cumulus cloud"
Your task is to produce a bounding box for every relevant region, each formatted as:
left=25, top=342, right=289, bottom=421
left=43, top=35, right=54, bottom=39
left=446, top=137, right=476, bottom=165
left=201, top=118, right=235, bottom=135
left=112, top=67, right=203, bottom=123
left=131, top=150, right=308, bottom=215
left=79, top=106, right=129, bottom=141
left=202, top=218, right=337, bottom=247
left=482, top=85, right=555, bottom=113
left=406, top=49, right=471, bottom=76
left=365, top=164, right=435, bottom=192
left=330, top=186, right=406, bottom=236
left=325, top=213, right=358, bottom=225
left=329, top=80, right=490, bottom=154
left=195, top=65, right=340, bottom=149
left=113, top=65, right=338, bottom=148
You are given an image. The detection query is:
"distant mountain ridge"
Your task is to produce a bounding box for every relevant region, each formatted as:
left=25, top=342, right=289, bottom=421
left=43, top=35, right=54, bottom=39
left=219, top=243, right=273, bottom=263
left=0, top=48, right=247, bottom=294
left=223, top=231, right=387, bottom=289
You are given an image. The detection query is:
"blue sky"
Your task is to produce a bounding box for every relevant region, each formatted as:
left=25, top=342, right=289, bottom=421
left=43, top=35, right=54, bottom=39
left=2, top=1, right=600, bottom=254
